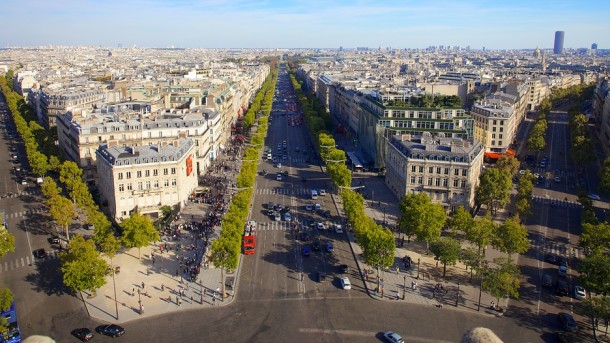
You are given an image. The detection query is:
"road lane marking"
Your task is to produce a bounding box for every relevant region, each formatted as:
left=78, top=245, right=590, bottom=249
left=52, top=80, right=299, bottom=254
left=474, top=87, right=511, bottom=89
left=298, top=328, right=453, bottom=343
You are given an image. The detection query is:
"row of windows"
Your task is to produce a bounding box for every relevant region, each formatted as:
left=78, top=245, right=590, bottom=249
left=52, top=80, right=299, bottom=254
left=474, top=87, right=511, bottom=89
left=118, top=168, right=176, bottom=179
left=117, top=179, right=177, bottom=191
left=409, top=176, right=467, bottom=188
left=410, top=166, right=469, bottom=176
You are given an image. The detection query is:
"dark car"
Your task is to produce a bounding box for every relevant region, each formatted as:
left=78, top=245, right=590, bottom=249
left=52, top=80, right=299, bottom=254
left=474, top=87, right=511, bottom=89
left=558, top=256, right=569, bottom=267
left=559, top=312, right=578, bottom=332
left=542, top=274, right=554, bottom=288
left=72, top=328, right=94, bottom=341
left=317, top=271, right=327, bottom=282
left=96, top=324, right=125, bottom=337
left=340, top=264, right=349, bottom=273
left=33, top=248, right=47, bottom=259
left=546, top=254, right=558, bottom=264
left=556, top=280, right=569, bottom=296
left=48, top=236, right=60, bottom=245
left=302, top=245, right=311, bottom=256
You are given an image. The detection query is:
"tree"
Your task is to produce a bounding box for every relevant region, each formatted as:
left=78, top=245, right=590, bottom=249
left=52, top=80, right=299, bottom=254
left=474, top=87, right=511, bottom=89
left=430, top=237, right=461, bottom=278
left=60, top=235, right=108, bottom=296
left=41, top=177, right=61, bottom=200
left=29, top=151, right=49, bottom=177
left=467, top=215, right=497, bottom=256
left=579, top=222, right=610, bottom=257
left=578, top=254, right=610, bottom=295
left=59, top=161, right=83, bottom=192
left=585, top=296, right=610, bottom=338
left=447, top=206, right=473, bottom=237
left=0, top=288, right=14, bottom=335
left=49, top=195, right=77, bottom=240
left=0, top=226, right=15, bottom=259
left=48, top=155, right=61, bottom=173
left=475, top=168, right=512, bottom=214
left=398, top=193, right=446, bottom=250
left=496, top=155, right=520, bottom=177
left=482, top=257, right=521, bottom=307
left=121, top=212, right=159, bottom=259
left=461, top=247, right=483, bottom=281
left=209, top=237, right=239, bottom=301
left=493, top=215, right=530, bottom=260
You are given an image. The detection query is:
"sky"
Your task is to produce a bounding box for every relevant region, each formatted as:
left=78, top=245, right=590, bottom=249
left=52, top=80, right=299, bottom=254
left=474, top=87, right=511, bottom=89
left=3, top=0, right=609, bottom=49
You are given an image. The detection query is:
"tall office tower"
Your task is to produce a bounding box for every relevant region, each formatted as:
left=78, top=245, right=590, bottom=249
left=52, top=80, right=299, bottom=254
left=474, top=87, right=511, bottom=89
left=554, top=31, right=565, bottom=54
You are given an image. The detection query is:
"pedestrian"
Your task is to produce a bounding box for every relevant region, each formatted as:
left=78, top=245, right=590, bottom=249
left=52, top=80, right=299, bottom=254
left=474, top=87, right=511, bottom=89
left=191, top=295, right=194, bottom=303
left=132, top=288, right=135, bottom=296
left=152, top=257, right=155, bottom=265
left=142, top=282, right=145, bottom=289
left=490, top=301, right=495, bottom=309
left=140, top=304, right=144, bottom=314
left=213, top=297, right=216, bottom=306
left=396, top=291, right=400, bottom=300
left=396, top=266, right=399, bottom=274
left=178, top=298, right=182, bottom=307
left=161, top=284, right=164, bottom=291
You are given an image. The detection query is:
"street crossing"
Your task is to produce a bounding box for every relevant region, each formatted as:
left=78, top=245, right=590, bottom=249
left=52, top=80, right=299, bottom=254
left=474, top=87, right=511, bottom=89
left=255, top=221, right=293, bottom=231
left=542, top=242, right=582, bottom=260
left=4, top=208, right=47, bottom=220
left=531, top=195, right=582, bottom=208
left=255, top=188, right=316, bottom=195
left=0, top=251, right=60, bottom=273
left=0, top=189, right=41, bottom=199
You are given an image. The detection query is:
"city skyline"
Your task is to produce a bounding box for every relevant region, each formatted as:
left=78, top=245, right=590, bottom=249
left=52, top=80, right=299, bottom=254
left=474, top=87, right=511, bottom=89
left=3, top=0, right=609, bottom=49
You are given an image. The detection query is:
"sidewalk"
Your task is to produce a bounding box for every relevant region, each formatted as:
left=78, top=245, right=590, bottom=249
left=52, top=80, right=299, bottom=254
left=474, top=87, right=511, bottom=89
left=83, top=140, right=245, bottom=324
left=328, top=173, right=507, bottom=317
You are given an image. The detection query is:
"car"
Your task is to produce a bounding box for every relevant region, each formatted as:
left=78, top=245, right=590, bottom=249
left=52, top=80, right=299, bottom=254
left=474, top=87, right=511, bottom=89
left=542, top=274, right=554, bottom=288
left=305, top=203, right=313, bottom=211
left=282, top=155, right=288, bottom=160
left=382, top=331, right=405, bottom=343
left=316, top=271, right=327, bottom=282
left=284, top=212, right=292, bottom=222
left=588, top=194, right=601, bottom=200
left=554, top=177, right=561, bottom=183
left=96, top=324, right=125, bottom=337
left=556, top=280, right=569, bottom=296
left=276, top=173, right=282, bottom=181
left=574, top=285, right=586, bottom=300
left=302, top=245, right=311, bottom=256
left=558, top=313, right=578, bottom=332
left=274, top=212, right=281, bottom=222
left=315, top=203, right=321, bottom=211
left=267, top=201, right=274, bottom=209
left=312, top=239, right=320, bottom=251
left=335, top=224, right=344, bottom=234
left=276, top=162, right=282, bottom=168
left=319, top=189, right=326, bottom=196
left=20, top=179, right=27, bottom=185
left=326, top=242, right=334, bottom=252
left=546, top=254, right=558, bottom=265
left=317, top=222, right=325, bottom=230
left=48, top=236, right=60, bottom=245
left=295, top=147, right=300, bottom=152
left=9, top=146, right=16, bottom=152
left=33, top=248, right=47, bottom=259
left=558, top=265, right=568, bottom=277
left=340, top=276, right=351, bottom=290
left=72, top=328, right=94, bottom=341
left=340, top=264, right=349, bottom=273
left=14, top=166, right=20, bottom=172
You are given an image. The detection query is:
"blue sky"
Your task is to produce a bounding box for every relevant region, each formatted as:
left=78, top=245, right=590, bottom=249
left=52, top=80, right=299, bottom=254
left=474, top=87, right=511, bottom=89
left=3, top=0, right=609, bottom=49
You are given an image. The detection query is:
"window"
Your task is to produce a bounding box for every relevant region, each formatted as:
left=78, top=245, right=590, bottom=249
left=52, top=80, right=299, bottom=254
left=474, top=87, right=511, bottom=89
left=411, top=166, right=416, bottom=172
left=410, top=176, right=416, bottom=184
left=164, top=179, right=169, bottom=187
left=164, top=168, right=169, bottom=175
left=171, top=179, right=177, bottom=186
left=121, top=211, right=127, bottom=216
left=153, top=169, right=158, bottom=176
left=435, top=178, right=441, bottom=186
left=137, top=182, right=143, bottom=191
left=126, top=172, right=131, bottom=179
left=461, top=180, right=466, bottom=188
left=171, top=168, right=176, bottom=175
left=428, top=167, right=434, bottom=173
left=444, top=168, right=449, bottom=175
left=118, top=173, right=123, bottom=180
left=443, top=179, right=448, bottom=187
left=454, top=169, right=459, bottom=176
left=145, top=170, right=150, bottom=177
left=118, top=184, right=124, bottom=192
left=154, top=180, right=159, bottom=188
left=462, top=169, right=468, bottom=176
left=146, top=181, right=151, bottom=189
left=427, top=178, right=433, bottom=186
left=436, top=167, right=441, bottom=174
left=417, top=176, right=423, bottom=184
left=453, top=179, right=459, bottom=187
left=137, top=171, right=142, bottom=178
left=419, top=166, right=424, bottom=173
left=127, top=183, right=133, bottom=191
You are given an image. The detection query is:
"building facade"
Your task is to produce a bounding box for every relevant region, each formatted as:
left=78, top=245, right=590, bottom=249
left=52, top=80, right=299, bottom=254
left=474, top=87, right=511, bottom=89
left=471, top=98, right=517, bottom=155
left=385, top=134, right=484, bottom=210
left=96, top=138, right=198, bottom=220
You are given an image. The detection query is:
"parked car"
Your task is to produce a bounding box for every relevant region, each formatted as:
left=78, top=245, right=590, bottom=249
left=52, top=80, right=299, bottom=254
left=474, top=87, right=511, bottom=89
left=558, top=313, right=578, bottom=332
left=340, top=277, right=351, bottom=290
left=542, top=274, right=554, bottom=288
left=319, top=189, right=326, bottom=196
left=316, top=271, right=327, bottom=282
left=326, top=242, right=334, bottom=252
left=574, top=286, right=586, bottom=300
left=335, top=224, right=344, bottom=234
left=588, top=194, right=601, bottom=200
left=33, top=248, right=47, bottom=259
left=305, top=203, right=313, bottom=211
left=96, top=324, right=125, bottom=337
left=302, top=245, right=311, bottom=257
left=556, top=280, right=569, bottom=296
left=340, top=264, right=349, bottom=273
left=558, top=265, right=568, bottom=277
left=284, top=212, right=292, bottom=222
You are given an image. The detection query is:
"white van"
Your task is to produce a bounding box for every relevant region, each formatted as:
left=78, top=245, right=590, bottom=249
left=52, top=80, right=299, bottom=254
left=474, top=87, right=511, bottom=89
left=267, top=153, right=272, bottom=161
left=311, top=189, right=318, bottom=199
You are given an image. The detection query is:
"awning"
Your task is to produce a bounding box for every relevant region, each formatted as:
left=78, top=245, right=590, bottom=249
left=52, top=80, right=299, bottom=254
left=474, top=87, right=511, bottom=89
left=484, top=152, right=503, bottom=159
left=505, top=149, right=516, bottom=156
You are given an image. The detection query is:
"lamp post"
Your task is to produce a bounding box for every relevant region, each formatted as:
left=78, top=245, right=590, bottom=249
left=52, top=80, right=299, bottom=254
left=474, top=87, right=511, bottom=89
left=112, top=267, right=119, bottom=320
left=402, top=275, right=406, bottom=300
left=417, top=258, right=421, bottom=279
left=455, top=282, right=461, bottom=307
left=477, top=275, right=484, bottom=311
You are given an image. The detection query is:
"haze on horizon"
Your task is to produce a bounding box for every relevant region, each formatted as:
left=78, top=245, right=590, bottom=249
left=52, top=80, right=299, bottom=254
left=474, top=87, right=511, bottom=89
left=3, top=0, right=609, bottom=50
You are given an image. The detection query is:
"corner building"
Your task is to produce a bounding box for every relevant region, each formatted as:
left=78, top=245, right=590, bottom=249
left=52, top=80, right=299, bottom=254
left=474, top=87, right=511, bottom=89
left=385, top=135, right=484, bottom=211
left=96, top=138, right=198, bottom=221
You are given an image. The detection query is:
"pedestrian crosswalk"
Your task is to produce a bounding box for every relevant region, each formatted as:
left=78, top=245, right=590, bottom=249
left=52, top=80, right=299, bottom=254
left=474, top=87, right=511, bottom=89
left=531, top=168, right=576, bottom=177
left=531, top=195, right=581, bottom=208
left=542, top=242, right=582, bottom=260
left=4, top=208, right=46, bottom=220
left=255, top=221, right=293, bottom=230
left=0, top=251, right=59, bottom=273
left=1, top=190, right=41, bottom=199
left=255, top=188, right=314, bottom=195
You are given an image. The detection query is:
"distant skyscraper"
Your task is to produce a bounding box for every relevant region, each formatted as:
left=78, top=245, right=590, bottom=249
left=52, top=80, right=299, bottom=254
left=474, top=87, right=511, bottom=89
left=592, top=43, right=598, bottom=50
left=554, top=31, right=565, bottom=54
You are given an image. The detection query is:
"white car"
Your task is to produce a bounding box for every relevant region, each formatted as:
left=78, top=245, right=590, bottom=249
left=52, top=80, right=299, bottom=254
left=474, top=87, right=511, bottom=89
left=315, top=203, right=321, bottom=211
left=340, top=277, right=351, bottom=290
left=284, top=212, right=292, bottom=222
left=317, top=222, right=325, bottom=230
left=335, top=225, right=344, bottom=234
left=382, top=332, right=405, bottom=343
left=305, top=203, right=313, bottom=211
left=276, top=174, right=282, bottom=181
left=588, top=194, right=601, bottom=200
left=319, top=189, right=326, bottom=196
left=574, top=286, right=586, bottom=300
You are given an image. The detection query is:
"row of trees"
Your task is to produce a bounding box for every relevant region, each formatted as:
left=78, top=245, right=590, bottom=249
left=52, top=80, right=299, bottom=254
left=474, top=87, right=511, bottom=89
left=318, top=132, right=352, bottom=188
left=209, top=65, right=278, bottom=300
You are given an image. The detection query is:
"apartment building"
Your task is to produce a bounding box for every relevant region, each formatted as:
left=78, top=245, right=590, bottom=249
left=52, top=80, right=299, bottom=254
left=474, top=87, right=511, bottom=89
left=592, top=78, right=610, bottom=155
left=96, top=137, right=198, bottom=220
left=57, top=104, right=221, bottom=185
left=385, top=134, right=484, bottom=210
left=471, top=98, right=518, bottom=156
left=37, top=87, right=107, bottom=129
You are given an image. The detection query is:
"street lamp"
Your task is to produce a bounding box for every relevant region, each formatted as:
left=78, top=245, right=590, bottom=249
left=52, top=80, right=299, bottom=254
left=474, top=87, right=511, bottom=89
left=402, top=275, right=406, bottom=300
left=477, top=275, right=484, bottom=311
left=111, top=267, right=119, bottom=320
left=455, top=282, right=461, bottom=307
left=416, top=258, right=421, bottom=279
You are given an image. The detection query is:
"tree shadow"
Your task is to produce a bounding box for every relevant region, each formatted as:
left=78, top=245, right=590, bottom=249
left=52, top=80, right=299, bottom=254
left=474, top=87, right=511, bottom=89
left=24, top=257, right=71, bottom=296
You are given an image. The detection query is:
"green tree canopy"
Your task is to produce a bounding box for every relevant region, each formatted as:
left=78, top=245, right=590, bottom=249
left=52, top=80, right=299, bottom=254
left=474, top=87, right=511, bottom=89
left=49, top=195, right=77, bottom=240
left=475, top=168, right=512, bottom=214
left=121, top=212, right=159, bottom=259
left=360, top=226, right=395, bottom=270
left=467, top=214, right=497, bottom=255
left=59, top=161, right=83, bottom=192
left=0, top=288, right=14, bottom=335
left=398, top=193, right=446, bottom=251
left=60, top=235, right=108, bottom=293
left=430, top=237, right=462, bottom=278
left=578, top=254, right=610, bottom=294
left=493, top=216, right=530, bottom=260
left=41, top=177, right=61, bottom=200
left=0, top=226, right=16, bottom=259
left=482, top=257, right=521, bottom=305
left=495, top=155, right=520, bottom=177
left=579, top=222, right=610, bottom=257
